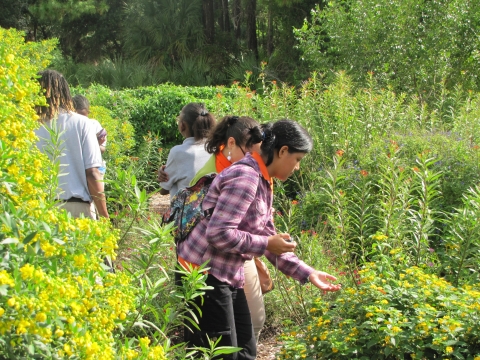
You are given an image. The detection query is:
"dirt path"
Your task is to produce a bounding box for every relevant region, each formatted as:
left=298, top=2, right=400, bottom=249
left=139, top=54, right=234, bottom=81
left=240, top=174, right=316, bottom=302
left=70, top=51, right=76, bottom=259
left=257, top=338, right=282, bottom=359
left=149, top=193, right=171, bottom=215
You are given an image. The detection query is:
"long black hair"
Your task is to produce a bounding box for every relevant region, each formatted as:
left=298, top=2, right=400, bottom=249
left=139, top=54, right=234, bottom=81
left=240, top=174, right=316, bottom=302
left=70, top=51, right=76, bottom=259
left=260, top=119, right=313, bottom=166
left=180, top=102, right=216, bottom=141
left=205, top=115, right=263, bottom=154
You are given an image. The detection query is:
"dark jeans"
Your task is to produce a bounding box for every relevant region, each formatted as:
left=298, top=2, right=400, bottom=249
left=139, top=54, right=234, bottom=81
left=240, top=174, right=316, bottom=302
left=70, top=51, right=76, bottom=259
left=185, top=274, right=256, bottom=360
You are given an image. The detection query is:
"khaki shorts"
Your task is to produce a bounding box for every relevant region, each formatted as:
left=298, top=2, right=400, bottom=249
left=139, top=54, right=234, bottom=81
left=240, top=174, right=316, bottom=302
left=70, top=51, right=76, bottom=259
left=57, top=201, right=95, bottom=219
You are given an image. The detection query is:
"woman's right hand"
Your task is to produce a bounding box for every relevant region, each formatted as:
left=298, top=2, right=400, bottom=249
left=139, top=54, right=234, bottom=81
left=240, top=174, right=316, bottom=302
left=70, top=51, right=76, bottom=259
left=157, top=165, right=169, bottom=182
left=266, top=233, right=296, bottom=255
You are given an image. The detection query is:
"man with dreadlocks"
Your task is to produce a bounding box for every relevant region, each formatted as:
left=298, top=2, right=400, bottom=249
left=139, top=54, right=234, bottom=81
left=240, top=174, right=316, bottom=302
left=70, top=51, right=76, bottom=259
left=34, top=70, right=109, bottom=219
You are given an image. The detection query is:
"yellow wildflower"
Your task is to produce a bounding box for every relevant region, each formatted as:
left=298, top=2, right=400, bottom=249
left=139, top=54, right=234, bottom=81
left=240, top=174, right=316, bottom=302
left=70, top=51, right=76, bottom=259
left=140, top=337, right=151, bottom=347
left=392, top=326, right=401, bottom=333
left=126, top=349, right=138, bottom=359
left=20, top=264, right=35, bottom=280
left=35, top=312, right=47, bottom=322
left=0, top=270, right=14, bottom=287
left=64, top=344, right=73, bottom=356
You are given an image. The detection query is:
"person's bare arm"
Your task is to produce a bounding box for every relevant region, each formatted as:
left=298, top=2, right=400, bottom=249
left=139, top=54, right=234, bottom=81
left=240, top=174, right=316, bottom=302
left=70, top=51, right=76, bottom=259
left=157, top=165, right=169, bottom=182
left=97, top=135, right=107, bottom=154
left=157, top=165, right=170, bottom=195
left=86, top=167, right=109, bottom=218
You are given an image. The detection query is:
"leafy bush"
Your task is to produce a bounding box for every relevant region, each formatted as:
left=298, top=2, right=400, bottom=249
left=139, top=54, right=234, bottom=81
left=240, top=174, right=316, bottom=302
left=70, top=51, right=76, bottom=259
left=278, top=253, right=480, bottom=359
left=0, top=27, right=136, bottom=359
left=441, top=184, right=480, bottom=286
left=0, top=27, right=219, bottom=360
left=88, top=105, right=136, bottom=169
left=294, top=0, right=480, bottom=102
left=80, top=83, right=240, bottom=148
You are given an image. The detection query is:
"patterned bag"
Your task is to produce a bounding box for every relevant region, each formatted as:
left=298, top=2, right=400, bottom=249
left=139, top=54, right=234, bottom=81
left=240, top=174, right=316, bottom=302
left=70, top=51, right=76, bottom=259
left=162, top=173, right=216, bottom=244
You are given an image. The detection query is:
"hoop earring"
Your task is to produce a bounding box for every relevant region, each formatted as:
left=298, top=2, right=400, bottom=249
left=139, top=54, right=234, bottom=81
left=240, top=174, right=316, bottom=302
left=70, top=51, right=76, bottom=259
left=227, top=151, right=231, bottom=162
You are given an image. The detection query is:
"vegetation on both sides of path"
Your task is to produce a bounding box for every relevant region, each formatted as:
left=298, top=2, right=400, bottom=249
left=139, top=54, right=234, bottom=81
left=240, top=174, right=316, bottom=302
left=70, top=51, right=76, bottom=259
left=1, top=26, right=480, bottom=359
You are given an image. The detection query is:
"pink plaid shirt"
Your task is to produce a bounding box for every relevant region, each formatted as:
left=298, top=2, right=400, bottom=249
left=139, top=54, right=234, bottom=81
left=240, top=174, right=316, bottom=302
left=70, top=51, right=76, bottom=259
left=177, top=153, right=314, bottom=288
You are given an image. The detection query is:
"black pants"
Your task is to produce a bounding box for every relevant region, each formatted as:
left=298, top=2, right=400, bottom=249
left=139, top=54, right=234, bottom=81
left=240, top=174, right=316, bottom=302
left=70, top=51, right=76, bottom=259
left=185, top=274, right=256, bottom=360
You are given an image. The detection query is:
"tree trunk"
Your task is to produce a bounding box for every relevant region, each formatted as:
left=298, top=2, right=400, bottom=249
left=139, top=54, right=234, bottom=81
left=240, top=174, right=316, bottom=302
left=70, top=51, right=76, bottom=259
left=216, top=0, right=230, bottom=32
left=245, top=0, right=258, bottom=58
left=202, top=0, right=215, bottom=44
left=232, top=0, right=241, bottom=40
left=267, top=0, right=273, bottom=56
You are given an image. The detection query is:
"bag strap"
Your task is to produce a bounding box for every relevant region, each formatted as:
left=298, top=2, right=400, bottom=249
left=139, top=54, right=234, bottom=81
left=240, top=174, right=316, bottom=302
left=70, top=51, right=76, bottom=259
left=204, top=160, right=260, bottom=217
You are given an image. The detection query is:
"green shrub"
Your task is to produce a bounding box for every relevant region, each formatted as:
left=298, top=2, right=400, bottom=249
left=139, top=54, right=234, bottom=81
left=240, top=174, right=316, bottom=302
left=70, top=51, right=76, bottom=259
left=294, top=0, right=480, bottom=103
left=0, top=27, right=215, bottom=360
left=441, top=184, right=480, bottom=287
left=80, top=83, right=239, bottom=149
left=89, top=105, right=136, bottom=169
left=0, top=27, right=137, bottom=359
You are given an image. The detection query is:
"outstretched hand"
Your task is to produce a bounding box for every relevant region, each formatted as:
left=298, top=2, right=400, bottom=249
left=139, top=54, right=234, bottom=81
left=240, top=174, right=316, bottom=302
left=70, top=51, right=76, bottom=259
left=309, top=271, right=342, bottom=292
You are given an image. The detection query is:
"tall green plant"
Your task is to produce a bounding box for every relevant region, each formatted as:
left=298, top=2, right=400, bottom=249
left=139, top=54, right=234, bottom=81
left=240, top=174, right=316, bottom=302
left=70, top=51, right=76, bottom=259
left=442, top=185, right=480, bottom=286
left=406, top=153, right=443, bottom=266
left=122, top=0, right=204, bottom=65
left=374, top=145, right=412, bottom=248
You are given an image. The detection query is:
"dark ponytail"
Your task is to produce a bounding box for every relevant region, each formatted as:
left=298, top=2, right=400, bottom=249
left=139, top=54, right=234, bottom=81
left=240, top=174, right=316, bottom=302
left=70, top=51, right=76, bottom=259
left=205, top=115, right=262, bottom=154
left=180, top=103, right=216, bottom=141
left=260, top=119, right=313, bottom=166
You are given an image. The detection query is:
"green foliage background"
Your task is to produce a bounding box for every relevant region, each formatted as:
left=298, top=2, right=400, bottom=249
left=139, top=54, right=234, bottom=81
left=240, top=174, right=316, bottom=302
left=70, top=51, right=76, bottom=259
left=2, top=0, right=480, bottom=356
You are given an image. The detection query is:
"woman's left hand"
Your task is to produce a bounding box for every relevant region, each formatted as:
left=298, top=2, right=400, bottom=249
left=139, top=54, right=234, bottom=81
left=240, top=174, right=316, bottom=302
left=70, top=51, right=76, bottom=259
left=308, top=271, right=342, bottom=292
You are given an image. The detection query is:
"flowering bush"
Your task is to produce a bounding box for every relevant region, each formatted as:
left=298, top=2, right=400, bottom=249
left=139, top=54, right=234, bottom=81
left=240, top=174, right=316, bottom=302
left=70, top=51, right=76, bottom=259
left=1, top=28, right=224, bottom=360
left=88, top=105, right=136, bottom=169
left=278, top=253, right=480, bottom=359
left=0, top=26, right=140, bottom=359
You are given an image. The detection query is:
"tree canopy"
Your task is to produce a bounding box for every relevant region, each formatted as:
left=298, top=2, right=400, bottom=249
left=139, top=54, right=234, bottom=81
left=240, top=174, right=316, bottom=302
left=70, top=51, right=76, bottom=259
left=2, top=0, right=479, bottom=95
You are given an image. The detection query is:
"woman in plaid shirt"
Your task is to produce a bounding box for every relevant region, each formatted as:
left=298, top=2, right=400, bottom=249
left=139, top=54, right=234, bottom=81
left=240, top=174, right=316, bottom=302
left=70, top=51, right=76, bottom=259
left=178, top=119, right=341, bottom=359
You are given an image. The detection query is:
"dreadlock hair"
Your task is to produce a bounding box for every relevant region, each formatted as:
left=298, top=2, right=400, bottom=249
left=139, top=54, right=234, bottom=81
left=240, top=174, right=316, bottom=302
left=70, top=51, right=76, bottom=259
left=260, top=119, right=313, bottom=166
left=179, top=102, right=216, bottom=141
left=36, top=70, right=75, bottom=121
left=205, top=115, right=263, bottom=154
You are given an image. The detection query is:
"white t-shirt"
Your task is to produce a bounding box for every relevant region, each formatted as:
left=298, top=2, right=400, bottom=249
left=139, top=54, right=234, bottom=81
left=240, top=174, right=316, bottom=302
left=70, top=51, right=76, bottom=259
left=35, top=111, right=103, bottom=202
left=160, top=137, right=211, bottom=199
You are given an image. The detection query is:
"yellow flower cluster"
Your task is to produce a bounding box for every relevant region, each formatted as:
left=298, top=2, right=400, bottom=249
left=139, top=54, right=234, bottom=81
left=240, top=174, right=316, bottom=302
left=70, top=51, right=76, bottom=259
left=89, top=106, right=136, bottom=169
left=278, top=262, right=480, bottom=359
left=0, top=28, right=140, bottom=359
